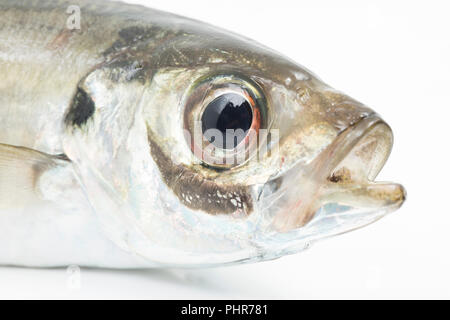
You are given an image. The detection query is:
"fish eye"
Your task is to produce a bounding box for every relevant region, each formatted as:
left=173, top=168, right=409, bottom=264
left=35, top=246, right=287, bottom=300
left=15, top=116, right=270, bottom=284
left=184, top=74, right=266, bottom=168
left=201, top=93, right=254, bottom=149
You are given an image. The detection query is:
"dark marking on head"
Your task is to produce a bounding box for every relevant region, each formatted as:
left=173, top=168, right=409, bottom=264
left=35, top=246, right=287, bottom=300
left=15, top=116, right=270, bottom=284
left=101, top=25, right=175, bottom=83
left=147, top=131, right=253, bottom=215
left=65, top=86, right=95, bottom=128
left=119, top=26, right=151, bottom=42
left=103, top=25, right=164, bottom=58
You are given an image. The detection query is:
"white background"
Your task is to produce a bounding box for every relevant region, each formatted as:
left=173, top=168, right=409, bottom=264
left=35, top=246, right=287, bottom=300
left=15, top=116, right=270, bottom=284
left=1, top=0, right=449, bottom=299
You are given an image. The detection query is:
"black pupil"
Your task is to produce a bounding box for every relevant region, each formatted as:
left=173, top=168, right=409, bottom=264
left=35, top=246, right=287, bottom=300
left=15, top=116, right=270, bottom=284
left=201, top=93, right=253, bottom=149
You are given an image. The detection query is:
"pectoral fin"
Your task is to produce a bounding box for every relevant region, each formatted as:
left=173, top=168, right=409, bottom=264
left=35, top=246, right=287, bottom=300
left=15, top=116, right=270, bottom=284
left=0, top=143, right=69, bottom=208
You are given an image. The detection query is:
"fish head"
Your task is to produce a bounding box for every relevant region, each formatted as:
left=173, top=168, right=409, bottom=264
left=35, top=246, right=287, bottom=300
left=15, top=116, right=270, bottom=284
left=63, top=20, right=405, bottom=266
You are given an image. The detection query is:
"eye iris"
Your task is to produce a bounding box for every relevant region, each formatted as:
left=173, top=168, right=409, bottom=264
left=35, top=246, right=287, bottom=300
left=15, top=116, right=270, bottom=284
left=201, top=93, right=253, bottom=149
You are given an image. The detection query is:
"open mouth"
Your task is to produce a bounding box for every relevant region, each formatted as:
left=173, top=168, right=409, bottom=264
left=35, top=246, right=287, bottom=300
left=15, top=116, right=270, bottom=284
left=254, top=115, right=406, bottom=258
left=267, top=114, right=406, bottom=234
left=322, top=115, right=406, bottom=211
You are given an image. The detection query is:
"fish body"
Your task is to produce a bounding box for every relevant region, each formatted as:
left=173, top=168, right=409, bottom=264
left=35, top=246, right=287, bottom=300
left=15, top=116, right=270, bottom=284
left=0, top=0, right=405, bottom=268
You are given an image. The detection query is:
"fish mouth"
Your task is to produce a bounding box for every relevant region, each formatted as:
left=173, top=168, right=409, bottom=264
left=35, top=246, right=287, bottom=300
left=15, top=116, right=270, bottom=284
left=268, top=114, right=406, bottom=233
left=321, top=115, right=405, bottom=211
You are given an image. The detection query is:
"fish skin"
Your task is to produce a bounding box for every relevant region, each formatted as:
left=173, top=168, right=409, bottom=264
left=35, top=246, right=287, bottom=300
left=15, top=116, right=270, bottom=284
left=0, top=0, right=405, bottom=268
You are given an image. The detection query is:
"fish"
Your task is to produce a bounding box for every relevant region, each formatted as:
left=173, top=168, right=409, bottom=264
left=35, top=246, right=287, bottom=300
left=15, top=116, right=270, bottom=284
left=0, top=0, right=405, bottom=268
